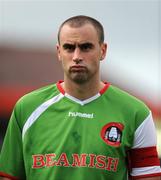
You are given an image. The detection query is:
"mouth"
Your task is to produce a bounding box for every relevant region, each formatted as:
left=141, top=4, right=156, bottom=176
left=70, top=65, right=87, bottom=72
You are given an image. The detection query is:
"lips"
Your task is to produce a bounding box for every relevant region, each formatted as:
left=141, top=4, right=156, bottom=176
left=70, top=65, right=87, bottom=72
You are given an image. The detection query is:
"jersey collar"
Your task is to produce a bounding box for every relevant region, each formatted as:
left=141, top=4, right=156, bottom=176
left=56, top=80, right=110, bottom=106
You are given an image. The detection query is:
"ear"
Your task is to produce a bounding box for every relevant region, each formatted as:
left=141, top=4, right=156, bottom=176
left=100, top=43, right=107, bottom=61
left=56, top=43, right=61, bottom=61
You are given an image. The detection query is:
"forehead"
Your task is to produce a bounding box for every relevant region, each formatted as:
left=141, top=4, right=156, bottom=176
left=59, top=24, right=99, bottom=44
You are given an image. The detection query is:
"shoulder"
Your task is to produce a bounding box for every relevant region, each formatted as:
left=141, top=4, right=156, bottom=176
left=107, top=85, right=148, bottom=109
left=13, top=83, right=60, bottom=126
left=17, top=83, right=59, bottom=105
left=106, top=85, right=150, bottom=127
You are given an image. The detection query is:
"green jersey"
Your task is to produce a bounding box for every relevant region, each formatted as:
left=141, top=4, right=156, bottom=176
left=0, top=81, right=161, bottom=180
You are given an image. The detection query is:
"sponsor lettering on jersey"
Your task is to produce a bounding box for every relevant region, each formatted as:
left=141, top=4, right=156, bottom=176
left=68, top=112, right=94, bottom=119
left=32, top=153, right=119, bottom=172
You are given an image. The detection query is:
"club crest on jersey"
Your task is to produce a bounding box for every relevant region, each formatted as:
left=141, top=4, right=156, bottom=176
left=101, top=122, right=124, bottom=147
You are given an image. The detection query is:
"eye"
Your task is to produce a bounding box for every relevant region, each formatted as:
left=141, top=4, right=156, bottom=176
left=79, top=43, right=93, bottom=51
left=63, top=44, right=75, bottom=52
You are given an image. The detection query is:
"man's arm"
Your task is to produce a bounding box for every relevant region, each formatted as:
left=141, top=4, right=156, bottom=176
left=129, top=112, right=161, bottom=179
left=0, top=178, right=12, bottom=180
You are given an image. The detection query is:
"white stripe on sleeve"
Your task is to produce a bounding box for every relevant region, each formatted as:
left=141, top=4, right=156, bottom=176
left=132, top=111, right=157, bottom=148
left=131, top=166, right=161, bottom=176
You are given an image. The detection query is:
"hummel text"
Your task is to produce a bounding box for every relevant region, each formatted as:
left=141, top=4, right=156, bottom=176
left=68, top=112, right=94, bottom=119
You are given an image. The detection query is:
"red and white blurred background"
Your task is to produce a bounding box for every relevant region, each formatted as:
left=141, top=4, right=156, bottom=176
left=0, top=1, right=160, bottom=158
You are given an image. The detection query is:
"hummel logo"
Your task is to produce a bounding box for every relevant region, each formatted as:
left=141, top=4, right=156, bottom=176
left=68, top=112, right=94, bottom=119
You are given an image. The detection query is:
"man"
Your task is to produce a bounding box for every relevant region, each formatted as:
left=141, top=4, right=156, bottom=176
left=0, top=15, right=161, bottom=180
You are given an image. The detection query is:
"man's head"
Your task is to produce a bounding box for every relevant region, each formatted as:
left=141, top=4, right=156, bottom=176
left=56, top=15, right=107, bottom=84
left=58, top=15, right=104, bottom=45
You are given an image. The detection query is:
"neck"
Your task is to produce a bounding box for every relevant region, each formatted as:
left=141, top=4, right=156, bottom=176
left=62, top=77, right=105, bottom=100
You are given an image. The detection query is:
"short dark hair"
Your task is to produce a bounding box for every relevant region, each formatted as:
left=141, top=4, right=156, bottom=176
left=57, top=15, right=104, bottom=44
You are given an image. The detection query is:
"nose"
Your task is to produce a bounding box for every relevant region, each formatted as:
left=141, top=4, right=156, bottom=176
left=72, top=47, right=83, bottom=64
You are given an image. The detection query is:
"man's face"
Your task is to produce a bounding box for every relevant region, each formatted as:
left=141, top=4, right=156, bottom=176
left=57, top=24, right=107, bottom=84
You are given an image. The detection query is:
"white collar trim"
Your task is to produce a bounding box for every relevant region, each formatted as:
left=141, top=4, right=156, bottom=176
left=65, top=93, right=101, bottom=106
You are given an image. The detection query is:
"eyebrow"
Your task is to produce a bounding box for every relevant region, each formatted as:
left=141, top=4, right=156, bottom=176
left=62, top=43, right=75, bottom=49
left=78, top=43, right=94, bottom=49
left=62, top=42, right=94, bottom=49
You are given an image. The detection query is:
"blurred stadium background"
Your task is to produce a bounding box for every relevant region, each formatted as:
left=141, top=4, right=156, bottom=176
left=0, top=0, right=160, bottom=161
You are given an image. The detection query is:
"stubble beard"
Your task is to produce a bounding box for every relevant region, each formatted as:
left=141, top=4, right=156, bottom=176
left=67, top=68, right=91, bottom=84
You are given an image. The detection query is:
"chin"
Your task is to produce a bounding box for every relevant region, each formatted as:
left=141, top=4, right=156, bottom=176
left=71, top=74, right=89, bottom=84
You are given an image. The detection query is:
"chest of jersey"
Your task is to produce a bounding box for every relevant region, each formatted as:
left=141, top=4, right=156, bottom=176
left=22, top=95, right=133, bottom=179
